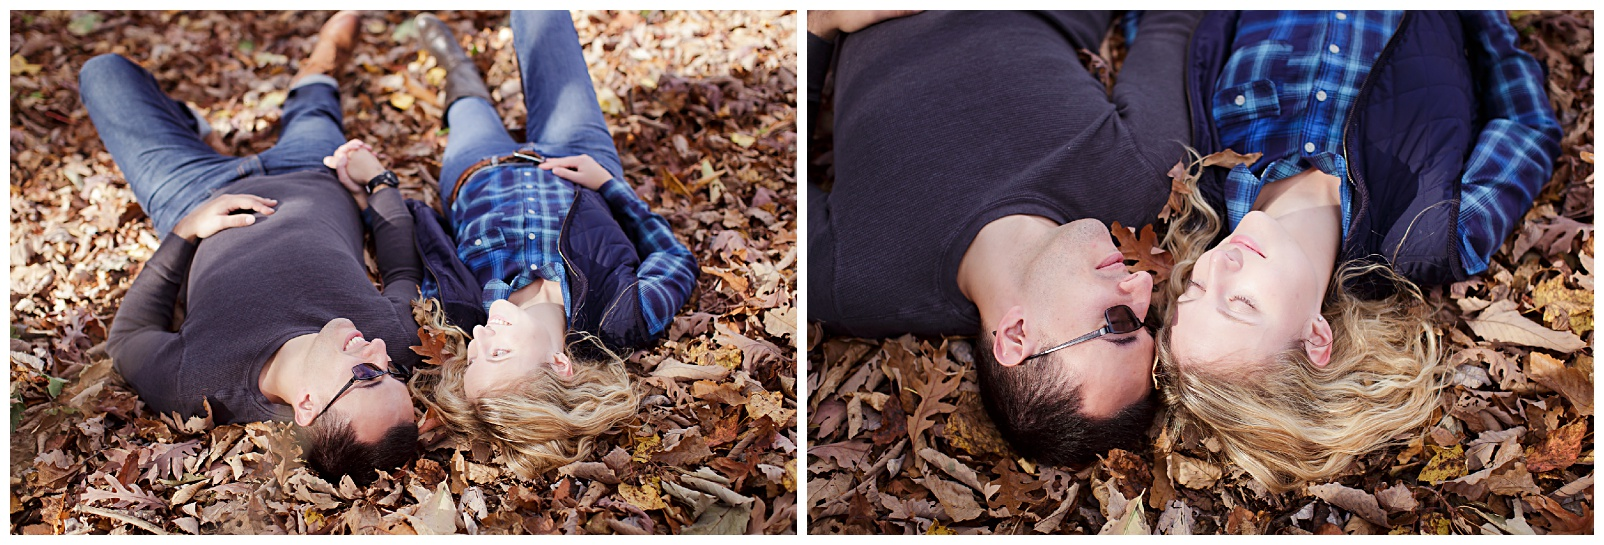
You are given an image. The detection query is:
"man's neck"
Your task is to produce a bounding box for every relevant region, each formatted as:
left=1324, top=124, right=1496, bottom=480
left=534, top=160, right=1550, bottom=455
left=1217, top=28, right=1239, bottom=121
left=1252, top=167, right=1343, bottom=292
left=259, top=333, right=316, bottom=405
left=957, top=215, right=1053, bottom=329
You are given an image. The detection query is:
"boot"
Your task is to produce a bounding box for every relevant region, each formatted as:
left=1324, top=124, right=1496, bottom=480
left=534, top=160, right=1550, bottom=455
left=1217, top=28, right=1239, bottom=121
left=415, top=13, right=491, bottom=121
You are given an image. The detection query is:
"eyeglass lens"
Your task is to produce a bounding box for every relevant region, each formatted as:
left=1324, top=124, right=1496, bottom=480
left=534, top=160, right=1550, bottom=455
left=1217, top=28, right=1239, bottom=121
left=1107, top=306, right=1141, bottom=333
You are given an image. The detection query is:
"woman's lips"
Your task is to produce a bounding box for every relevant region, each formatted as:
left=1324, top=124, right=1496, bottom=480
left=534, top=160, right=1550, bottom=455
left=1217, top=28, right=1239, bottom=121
left=1230, top=235, right=1266, bottom=258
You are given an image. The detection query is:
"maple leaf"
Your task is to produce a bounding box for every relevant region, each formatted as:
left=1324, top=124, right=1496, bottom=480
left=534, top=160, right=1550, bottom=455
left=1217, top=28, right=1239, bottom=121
left=1110, top=221, right=1175, bottom=285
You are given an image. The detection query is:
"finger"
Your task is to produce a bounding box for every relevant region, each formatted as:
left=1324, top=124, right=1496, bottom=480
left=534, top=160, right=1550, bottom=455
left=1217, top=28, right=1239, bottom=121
left=225, top=214, right=257, bottom=229
left=221, top=195, right=276, bottom=216
left=539, top=156, right=583, bottom=169
left=323, top=155, right=338, bottom=169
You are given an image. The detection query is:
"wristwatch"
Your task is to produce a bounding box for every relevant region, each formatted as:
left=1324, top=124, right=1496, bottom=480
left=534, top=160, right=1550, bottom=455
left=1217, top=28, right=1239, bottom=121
left=366, top=170, right=400, bottom=194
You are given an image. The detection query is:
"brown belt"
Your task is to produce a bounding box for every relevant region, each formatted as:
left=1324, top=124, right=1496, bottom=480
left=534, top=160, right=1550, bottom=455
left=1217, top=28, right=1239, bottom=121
left=452, top=150, right=546, bottom=203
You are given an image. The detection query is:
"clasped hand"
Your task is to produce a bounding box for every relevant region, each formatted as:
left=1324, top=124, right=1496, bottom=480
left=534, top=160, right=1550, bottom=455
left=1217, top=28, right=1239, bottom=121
left=322, top=139, right=390, bottom=209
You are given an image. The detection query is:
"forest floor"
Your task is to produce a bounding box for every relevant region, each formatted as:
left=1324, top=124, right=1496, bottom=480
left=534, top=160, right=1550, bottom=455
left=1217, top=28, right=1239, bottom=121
left=11, top=10, right=797, bottom=534
left=807, top=10, right=1593, bottom=535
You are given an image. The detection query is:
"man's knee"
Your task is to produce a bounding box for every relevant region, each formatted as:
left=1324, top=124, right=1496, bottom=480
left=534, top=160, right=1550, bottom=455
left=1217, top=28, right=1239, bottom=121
left=79, top=54, right=142, bottom=99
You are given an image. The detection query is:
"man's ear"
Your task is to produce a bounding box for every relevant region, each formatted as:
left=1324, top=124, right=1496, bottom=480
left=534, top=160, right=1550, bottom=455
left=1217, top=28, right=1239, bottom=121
left=992, top=306, right=1033, bottom=367
left=1304, top=315, right=1334, bottom=368
left=291, top=391, right=319, bottom=427
left=553, top=351, right=574, bottom=377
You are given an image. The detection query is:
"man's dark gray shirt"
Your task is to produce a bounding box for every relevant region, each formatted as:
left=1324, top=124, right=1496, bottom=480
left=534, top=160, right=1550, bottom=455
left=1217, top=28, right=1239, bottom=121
left=108, top=171, right=423, bottom=424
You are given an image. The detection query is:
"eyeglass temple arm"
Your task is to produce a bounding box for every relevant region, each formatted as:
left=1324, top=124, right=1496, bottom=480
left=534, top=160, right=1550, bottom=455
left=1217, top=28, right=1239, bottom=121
left=1022, top=326, right=1110, bottom=361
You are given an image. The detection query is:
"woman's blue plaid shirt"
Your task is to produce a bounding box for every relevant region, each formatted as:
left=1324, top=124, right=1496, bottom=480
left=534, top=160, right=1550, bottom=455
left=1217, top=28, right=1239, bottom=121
left=450, top=164, right=697, bottom=337
left=1208, top=10, right=1560, bottom=276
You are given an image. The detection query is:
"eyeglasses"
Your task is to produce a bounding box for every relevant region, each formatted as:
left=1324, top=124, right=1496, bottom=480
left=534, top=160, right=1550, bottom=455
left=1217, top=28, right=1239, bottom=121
left=312, top=362, right=409, bottom=423
left=1022, top=305, right=1145, bottom=361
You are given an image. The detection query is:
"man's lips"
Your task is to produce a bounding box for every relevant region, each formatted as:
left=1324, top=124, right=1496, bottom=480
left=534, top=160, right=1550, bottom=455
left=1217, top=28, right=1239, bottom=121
left=1230, top=235, right=1266, bottom=258
left=342, top=330, right=363, bottom=351
left=1097, top=251, right=1125, bottom=270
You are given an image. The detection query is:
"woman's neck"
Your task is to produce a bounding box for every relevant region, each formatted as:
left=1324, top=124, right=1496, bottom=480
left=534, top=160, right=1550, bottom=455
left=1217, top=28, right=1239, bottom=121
left=1252, top=167, right=1343, bottom=294
left=509, top=278, right=568, bottom=337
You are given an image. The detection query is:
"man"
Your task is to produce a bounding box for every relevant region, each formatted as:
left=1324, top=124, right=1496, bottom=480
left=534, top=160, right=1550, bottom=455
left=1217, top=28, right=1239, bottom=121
left=807, top=10, right=1203, bottom=465
left=84, top=12, right=421, bottom=485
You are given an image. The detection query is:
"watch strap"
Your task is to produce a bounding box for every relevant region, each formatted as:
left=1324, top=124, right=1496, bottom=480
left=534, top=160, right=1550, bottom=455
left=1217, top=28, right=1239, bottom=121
left=366, top=170, right=400, bottom=194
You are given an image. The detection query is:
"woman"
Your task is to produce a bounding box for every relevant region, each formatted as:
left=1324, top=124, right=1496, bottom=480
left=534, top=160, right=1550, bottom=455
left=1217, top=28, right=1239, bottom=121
left=396, top=11, right=698, bottom=478
left=1153, top=11, right=1560, bottom=492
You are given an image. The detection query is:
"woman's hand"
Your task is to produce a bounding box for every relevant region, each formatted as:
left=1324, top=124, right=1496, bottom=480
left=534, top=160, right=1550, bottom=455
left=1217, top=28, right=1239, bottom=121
left=322, top=139, right=389, bottom=208
left=807, top=10, right=921, bottom=41
left=172, top=193, right=277, bottom=242
left=539, top=154, right=613, bottom=190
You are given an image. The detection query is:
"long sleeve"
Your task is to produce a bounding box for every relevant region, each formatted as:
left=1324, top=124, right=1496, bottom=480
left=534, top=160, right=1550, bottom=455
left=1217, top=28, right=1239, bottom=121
left=807, top=32, right=835, bottom=135
left=364, top=187, right=423, bottom=303
left=1455, top=11, right=1563, bottom=275
left=107, top=233, right=196, bottom=397
left=595, top=178, right=698, bottom=336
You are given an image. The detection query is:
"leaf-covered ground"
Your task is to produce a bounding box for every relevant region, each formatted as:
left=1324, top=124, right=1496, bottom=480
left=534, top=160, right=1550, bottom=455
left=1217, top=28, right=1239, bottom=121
left=807, top=11, right=1593, bottom=535
left=10, top=10, right=796, bottom=534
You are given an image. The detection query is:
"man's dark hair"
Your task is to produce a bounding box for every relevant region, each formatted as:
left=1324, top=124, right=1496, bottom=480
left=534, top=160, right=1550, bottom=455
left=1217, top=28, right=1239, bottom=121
left=297, top=412, right=419, bottom=486
left=974, top=330, right=1156, bottom=466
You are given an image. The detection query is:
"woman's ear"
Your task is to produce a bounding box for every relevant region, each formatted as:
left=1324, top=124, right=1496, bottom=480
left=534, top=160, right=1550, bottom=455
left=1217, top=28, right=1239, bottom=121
left=1304, top=315, right=1334, bottom=368
left=553, top=351, right=575, bottom=377
left=992, top=306, right=1033, bottom=367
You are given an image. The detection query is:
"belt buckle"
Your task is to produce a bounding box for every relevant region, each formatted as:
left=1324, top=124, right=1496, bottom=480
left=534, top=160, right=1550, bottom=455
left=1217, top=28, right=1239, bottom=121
left=511, top=151, right=545, bottom=164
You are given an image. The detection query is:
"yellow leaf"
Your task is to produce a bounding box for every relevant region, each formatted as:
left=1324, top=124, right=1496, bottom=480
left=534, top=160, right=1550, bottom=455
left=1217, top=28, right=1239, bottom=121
left=597, top=87, right=623, bottom=115
left=425, top=66, right=447, bottom=87
left=729, top=133, right=755, bottom=148
left=712, top=344, right=743, bottom=370
left=389, top=91, right=416, bottom=111
left=11, top=54, right=42, bottom=76
left=1417, top=444, right=1466, bottom=484
left=631, top=434, right=661, bottom=463
left=927, top=522, right=955, bottom=535
left=618, top=478, right=668, bottom=511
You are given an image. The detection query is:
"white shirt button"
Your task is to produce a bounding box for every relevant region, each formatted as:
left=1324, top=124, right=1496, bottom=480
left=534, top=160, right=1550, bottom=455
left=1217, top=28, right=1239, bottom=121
left=1335, top=12, right=1347, bottom=20
left=1329, top=44, right=1340, bottom=54
left=527, top=233, right=536, bottom=240
left=1316, top=90, right=1328, bottom=101
left=1304, top=142, right=1316, bottom=153
left=1235, top=95, right=1246, bottom=106
left=528, top=209, right=536, bottom=214
left=524, top=184, right=533, bottom=189
left=531, top=264, right=539, bottom=271
left=473, top=238, right=482, bottom=245
left=526, top=197, right=534, bottom=201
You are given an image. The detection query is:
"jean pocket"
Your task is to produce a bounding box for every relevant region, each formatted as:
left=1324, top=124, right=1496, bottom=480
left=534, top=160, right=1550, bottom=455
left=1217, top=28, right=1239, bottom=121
left=1213, top=79, right=1281, bottom=124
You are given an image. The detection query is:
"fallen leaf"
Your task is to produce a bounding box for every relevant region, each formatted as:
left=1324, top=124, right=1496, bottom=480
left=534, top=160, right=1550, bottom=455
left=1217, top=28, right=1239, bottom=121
left=1308, top=483, right=1388, bottom=527
left=1526, top=419, right=1588, bottom=472
left=1466, top=300, right=1587, bottom=352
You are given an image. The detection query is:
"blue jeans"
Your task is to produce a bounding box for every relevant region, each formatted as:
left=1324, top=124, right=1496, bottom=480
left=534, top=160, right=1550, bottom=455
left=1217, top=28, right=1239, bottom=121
left=438, top=11, right=624, bottom=208
left=79, top=54, right=346, bottom=234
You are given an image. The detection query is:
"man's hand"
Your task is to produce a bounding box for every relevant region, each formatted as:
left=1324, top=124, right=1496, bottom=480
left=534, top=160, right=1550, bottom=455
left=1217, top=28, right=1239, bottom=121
left=172, top=193, right=277, bottom=242
left=807, top=10, right=921, bottom=41
left=322, top=139, right=389, bottom=208
left=539, top=154, right=613, bottom=191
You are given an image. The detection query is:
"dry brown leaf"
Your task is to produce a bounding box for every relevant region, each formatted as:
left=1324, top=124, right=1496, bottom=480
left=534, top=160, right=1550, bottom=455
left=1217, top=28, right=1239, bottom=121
left=1308, top=482, right=1389, bottom=527
left=1465, top=300, right=1587, bottom=352
left=1526, top=419, right=1588, bottom=473
left=1525, top=351, right=1594, bottom=415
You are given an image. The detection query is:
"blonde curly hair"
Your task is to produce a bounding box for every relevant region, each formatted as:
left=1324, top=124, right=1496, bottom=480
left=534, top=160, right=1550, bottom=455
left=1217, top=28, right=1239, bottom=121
left=410, top=301, right=638, bottom=479
left=1152, top=150, right=1447, bottom=493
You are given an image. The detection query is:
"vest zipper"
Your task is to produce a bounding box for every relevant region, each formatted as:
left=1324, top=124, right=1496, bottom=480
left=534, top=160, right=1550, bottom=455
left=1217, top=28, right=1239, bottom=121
left=1340, top=11, right=1410, bottom=251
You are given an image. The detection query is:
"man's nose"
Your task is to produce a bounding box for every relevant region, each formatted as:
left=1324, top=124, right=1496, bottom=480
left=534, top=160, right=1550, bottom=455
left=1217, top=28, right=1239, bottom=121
left=361, top=338, right=388, bottom=363
left=1117, top=272, right=1154, bottom=317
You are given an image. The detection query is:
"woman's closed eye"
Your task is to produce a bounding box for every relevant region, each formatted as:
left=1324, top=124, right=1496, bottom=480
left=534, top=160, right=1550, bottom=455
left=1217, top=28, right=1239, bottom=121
left=1228, top=295, right=1258, bottom=311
